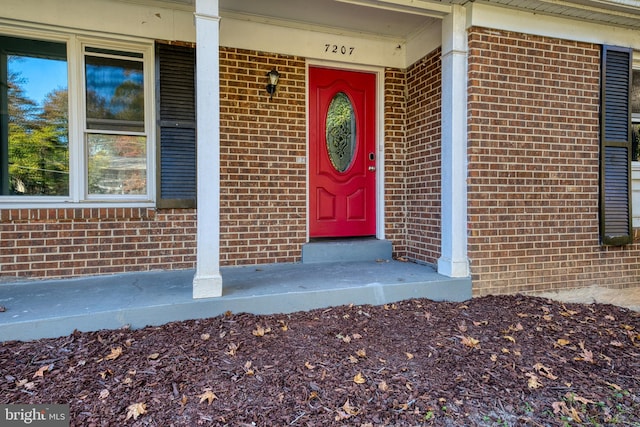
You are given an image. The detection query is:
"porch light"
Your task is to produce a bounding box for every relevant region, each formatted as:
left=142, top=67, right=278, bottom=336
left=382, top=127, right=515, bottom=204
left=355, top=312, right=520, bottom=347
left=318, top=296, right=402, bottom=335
left=266, top=68, right=280, bottom=100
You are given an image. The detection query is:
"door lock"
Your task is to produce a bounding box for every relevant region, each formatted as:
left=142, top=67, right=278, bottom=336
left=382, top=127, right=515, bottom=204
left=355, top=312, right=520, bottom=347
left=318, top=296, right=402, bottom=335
left=368, top=166, right=376, bottom=172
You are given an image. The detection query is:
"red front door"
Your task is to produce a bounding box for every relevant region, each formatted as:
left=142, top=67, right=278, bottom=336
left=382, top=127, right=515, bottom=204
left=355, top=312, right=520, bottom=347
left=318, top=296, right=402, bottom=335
left=309, top=67, right=376, bottom=238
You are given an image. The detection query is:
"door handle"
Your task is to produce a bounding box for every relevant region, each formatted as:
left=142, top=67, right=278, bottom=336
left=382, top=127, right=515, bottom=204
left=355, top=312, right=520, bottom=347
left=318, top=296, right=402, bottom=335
left=368, top=166, right=376, bottom=172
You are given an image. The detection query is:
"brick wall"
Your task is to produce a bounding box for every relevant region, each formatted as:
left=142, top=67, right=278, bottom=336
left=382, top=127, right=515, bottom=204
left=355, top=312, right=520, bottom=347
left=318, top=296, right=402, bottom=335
left=467, top=27, right=640, bottom=295
left=403, top=48, right=443, bottom=265
left=219, top=48, right=307, bottom=265
left=383, top=68, right=408, bottom=258
left=0, top=208, right=196, bottom=279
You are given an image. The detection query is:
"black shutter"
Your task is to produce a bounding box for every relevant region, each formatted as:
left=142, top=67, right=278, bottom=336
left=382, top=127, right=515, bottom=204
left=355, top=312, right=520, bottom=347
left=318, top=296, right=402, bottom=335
left=156, top=42, right=196, bottom=208
left=600, top=45, right=632, bottom=245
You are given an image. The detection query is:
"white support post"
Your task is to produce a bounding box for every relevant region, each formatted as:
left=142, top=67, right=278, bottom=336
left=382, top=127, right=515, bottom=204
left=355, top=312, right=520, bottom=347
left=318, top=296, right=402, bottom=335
left=193, top=0, right=223, bottom=298
left=438, top=4, right=470, bottom=278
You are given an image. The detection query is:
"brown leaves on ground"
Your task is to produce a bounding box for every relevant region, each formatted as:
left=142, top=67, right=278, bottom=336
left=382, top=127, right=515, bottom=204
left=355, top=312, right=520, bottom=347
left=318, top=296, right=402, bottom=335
left=0, top=295, right=639, bottom=426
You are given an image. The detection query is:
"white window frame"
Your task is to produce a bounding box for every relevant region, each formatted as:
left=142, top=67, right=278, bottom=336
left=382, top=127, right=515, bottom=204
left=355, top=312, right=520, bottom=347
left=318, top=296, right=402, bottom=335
left=631, top=54, right=640, bottom=227
left=0, top=26, right=155, bottom=208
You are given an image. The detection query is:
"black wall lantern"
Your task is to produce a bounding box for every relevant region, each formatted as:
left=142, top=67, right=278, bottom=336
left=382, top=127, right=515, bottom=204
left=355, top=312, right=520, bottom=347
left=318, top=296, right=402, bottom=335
left=266, top=69, right=280, bottom=100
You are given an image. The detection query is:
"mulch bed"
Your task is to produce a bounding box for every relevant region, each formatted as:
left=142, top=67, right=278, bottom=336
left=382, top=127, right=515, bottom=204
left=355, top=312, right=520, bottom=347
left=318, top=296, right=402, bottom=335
left=1, top=294, right=639, bottom=426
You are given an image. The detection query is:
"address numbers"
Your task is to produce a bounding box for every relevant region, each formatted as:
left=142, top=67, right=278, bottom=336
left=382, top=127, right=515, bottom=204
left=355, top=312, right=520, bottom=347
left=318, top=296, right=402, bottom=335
left=324, top=44, right=355, bottom=55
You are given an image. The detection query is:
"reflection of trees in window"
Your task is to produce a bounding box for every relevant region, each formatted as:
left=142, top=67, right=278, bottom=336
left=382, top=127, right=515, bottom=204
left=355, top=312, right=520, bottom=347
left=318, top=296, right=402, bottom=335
left=87, top=134, right=146, bottom=195
left=7, top=57, right=69, bottom=196
left=633, top=124, right=639, bottom=162
left=84, top=52, right=147, bottom=195
left=633, top=70, right=640, bottom=161
left=85, top=56, right=144, bottom=132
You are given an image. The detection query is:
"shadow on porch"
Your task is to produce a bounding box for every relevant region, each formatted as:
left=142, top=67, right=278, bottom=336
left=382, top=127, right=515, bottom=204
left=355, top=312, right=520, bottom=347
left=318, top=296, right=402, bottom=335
left=0, top=260, right=471, bottom=342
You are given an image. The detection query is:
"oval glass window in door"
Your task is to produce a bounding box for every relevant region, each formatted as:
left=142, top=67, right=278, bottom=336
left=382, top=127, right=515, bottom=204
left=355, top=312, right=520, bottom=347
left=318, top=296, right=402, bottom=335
left=326, top=92, right=356, bottom=172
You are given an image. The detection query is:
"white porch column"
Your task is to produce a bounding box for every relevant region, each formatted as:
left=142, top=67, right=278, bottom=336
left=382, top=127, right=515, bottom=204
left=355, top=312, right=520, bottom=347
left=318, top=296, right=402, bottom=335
left=193, top=0, right=223, bottom=298
left=438, top=5, right=470, bottom=278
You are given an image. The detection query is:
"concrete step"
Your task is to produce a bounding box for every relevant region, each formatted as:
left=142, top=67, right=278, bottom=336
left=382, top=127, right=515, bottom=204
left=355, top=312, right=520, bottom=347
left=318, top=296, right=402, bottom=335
left=302, top=238, right=392, bottom=264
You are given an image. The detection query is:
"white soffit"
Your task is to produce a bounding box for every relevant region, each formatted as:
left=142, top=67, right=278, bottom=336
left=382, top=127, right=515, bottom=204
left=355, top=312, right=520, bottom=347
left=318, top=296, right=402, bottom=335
left=469, top=2, right=640, bottom=47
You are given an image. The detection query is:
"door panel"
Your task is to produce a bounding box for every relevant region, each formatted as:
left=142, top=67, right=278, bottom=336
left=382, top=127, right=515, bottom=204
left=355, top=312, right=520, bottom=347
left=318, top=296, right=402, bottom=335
left=309, top=67, right=376, bottom=237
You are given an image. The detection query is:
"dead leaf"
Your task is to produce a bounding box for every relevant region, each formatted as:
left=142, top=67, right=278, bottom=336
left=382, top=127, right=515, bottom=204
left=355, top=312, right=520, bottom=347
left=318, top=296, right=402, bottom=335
left=576, top=341, right=594, bottom=363
left=33, top=364, right=53, bottom=378
left=305, top=361, right=316, bottom=370
left=460, top=336, right=480, bottom=349
left=552, top=401, right=567, bottom=415
left=278, top=320, right=288, bottom=331
left=356, top=349, right=367, bottom=358
left=148, top=353, right=160, bottom=360
left=569, top=407, right=582, bottom=423
left=473, top=320, right=488, bottom=326
left=405, top=352, right=414, bottom=360
left=490, top=354, right=498, bottom=362
left=125, top=402, right=147, bottom=421
left=560, top=306, right=578, bottom=316
left=348, top=355, right=359, bottom=363
left=226, top=342, right=240, bottom=356
left=200, top=333, right=211, bottom=341
left=104, top=347, right=123, bottom=361
left=503, top=335, right=516, bottom=343
left=378, top=381, right=389, bottom=392
left=342, top=399, right=359, bottom=415
left=252, top=325, right=271, bottom=337
left=244, top=361, right=254, bottom=375
left=342, top=335, right=352, bottom=343
left=567, top=392, right=594, bottom=405
left=533, top=363, right=558, bottom=380
left=99, top=369, right=113, bottom=379
left=607, top=382, right=622, bottom=391
left=556, top=338, right=571, bottom=346
left=99, top=389, right=109, bottom=399
left=526, top=373, right=542, bottom=389
left=352, top=333, right=362, bottom=339
left=353, top=372, right=366, bottom=384
left=198, top=389, right=217, bottom=405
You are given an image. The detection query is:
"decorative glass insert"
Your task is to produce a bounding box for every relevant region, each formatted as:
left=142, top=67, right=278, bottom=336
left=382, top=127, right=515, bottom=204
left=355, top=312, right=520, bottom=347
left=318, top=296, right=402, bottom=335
left=326, top=92, right=356, bottom=172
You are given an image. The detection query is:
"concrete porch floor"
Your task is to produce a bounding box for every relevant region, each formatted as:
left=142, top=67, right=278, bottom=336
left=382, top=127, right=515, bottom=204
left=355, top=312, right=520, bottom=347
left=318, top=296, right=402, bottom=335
left=0, top=260, right=471, bottom=342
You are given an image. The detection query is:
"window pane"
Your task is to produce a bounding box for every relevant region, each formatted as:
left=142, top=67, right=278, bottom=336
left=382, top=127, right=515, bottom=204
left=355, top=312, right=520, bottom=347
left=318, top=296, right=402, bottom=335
left=4, top=52, right=69, bottom=196
left=326, top=92, right=356, bottom=173
left=87, top=134, right=146, bottom=195
left=85, top=54, right=144, bottom=132
left=633, top=123, right=640, bottom=162
left=632, top=70, right=640, bottom=115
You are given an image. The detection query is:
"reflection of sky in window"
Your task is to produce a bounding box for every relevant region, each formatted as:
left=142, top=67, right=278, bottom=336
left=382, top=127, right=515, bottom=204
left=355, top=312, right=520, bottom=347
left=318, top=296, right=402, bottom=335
left=85, top=58, right=143, bottom=117
left=9, top=56, right=67, bottom=107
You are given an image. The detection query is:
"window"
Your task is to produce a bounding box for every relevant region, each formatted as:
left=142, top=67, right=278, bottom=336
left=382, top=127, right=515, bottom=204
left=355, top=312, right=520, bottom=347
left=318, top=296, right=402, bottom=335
left=0, top=33, right=153, bottom=205
left=0, top=36, right=68, bottom=196
left=84, top=47, right=147, bottom=196
left=632, top=68, right=640, bottom=161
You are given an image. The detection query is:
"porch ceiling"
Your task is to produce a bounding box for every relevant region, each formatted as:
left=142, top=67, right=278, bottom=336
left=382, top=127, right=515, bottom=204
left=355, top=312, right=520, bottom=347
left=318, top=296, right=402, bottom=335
left=156, top=0, right=640, bottom=36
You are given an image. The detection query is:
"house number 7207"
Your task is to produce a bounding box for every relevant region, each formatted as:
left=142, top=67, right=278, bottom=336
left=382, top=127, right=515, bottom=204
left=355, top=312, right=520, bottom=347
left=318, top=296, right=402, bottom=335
left=325, top=44, right=355, bottom=55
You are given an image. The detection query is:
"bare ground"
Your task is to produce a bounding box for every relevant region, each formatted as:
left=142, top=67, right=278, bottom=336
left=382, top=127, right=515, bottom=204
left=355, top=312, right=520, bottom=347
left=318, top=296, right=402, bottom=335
left=1, top=294, right=639, bottom=426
